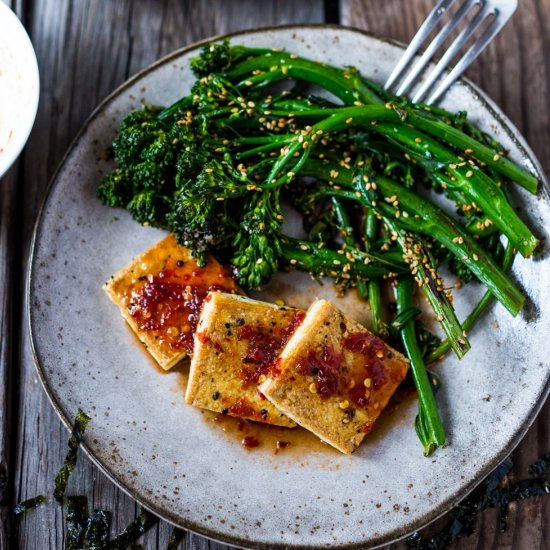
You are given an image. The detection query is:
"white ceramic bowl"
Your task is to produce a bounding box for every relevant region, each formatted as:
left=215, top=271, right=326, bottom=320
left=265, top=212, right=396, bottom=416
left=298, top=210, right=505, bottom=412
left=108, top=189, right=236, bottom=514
left=0, top=2, right=39, bottom=178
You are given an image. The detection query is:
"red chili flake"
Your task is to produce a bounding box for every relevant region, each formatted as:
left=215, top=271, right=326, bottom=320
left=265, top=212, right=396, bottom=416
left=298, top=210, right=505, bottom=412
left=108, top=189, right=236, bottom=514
left=196, top=332, right=209, bottom=345
left=228, top=397, right=260, bottom=420
left=295, top=345, right=347, bottom=399
left=343, top=332, right=385, bottom=357
left=129, top=261, right=236, bottom=354
left=237, top=310, right=304, bottom=387
left=242, top=436, right=260, bottom=449
left=196, top=332, right=224, bottom=355
left=295, top=335, right=391, bottom=409
left=212, top=340, right=224, bottom=353
left=360, top=422, right=373, bottom=434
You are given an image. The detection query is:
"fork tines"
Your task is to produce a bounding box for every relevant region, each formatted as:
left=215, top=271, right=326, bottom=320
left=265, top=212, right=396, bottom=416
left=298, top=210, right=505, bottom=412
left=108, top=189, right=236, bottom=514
left=384, top=0, right=518, bottom=105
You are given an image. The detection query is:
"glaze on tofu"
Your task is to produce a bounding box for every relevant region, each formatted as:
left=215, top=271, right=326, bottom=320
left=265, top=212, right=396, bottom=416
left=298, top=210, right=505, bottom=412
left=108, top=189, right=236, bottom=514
left=103, top=234, right=239, bottom=370
left=185, top=293, right=304, bottom=427
left=259, top=299, right=410, bottom=454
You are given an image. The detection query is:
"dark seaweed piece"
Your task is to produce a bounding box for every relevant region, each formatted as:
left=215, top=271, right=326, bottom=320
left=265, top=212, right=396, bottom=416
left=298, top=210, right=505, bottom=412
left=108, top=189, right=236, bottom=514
left=13, top=495, right=46, bottom=516
left=407, top=458, right=513, bottom=549
left=54, top=409, right=91, bottom=501
left=108, top=509, right=158, bottom=549
left=85, top=509, right=112, bottom=549
left=167, top=527, right=185, bottom=549
left=528, top=452, right=550, bottom=477
left=405, top=456, right=550, bottom=549
left=65, top=495, right=89, bottom=550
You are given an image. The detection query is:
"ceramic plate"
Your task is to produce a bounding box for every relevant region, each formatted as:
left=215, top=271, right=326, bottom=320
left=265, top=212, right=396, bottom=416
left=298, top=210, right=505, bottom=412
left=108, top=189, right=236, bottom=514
left=28, top=26, right=550, bottom=549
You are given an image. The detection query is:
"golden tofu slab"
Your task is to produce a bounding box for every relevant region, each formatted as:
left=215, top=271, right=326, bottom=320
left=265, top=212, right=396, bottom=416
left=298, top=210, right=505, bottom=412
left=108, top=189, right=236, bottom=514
left=259, top=299, right=410, bottom=454
left=103, top=234, right=239, bottom=370
left=185, top=292, right=304, bottom=427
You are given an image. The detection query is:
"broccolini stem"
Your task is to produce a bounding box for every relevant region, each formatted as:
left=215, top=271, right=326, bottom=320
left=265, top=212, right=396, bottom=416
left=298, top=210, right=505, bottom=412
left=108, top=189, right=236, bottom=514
left=227, top=51, right=383, bottom=106
left=157, top=95, right=193, bottom=121
left=406, top=110, right=539, bottom=194
left=331, top=197, right=369, bottom=299
left=395, top=276, right=446, bottom=455
left=378, top=214, right=471, bottom=359
left=255, top=91, right=538, bottom=196
left=301, top=158, right=525, bottom=317
left=373, top=122, right=539, bottom=257
left=280, top=236, right=407, bottom=279
left=426, top=239, right=516, bottom=363
left=364, top=209, right=387, bottom=336
left=262, top=105, right=402, bottom=189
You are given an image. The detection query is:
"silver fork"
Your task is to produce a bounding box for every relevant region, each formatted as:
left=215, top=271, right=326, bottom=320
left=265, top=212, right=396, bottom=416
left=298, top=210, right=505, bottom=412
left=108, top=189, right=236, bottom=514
left=384, top=0, right=518, bottom=105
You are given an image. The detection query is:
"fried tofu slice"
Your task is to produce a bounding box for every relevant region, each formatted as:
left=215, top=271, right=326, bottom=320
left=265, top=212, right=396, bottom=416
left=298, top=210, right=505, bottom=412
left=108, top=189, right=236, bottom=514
left=259, top=299, right=410, bottom=454
left=103, top=234, right=239, bottom=370
left=185, top=292, right=304, bottom=427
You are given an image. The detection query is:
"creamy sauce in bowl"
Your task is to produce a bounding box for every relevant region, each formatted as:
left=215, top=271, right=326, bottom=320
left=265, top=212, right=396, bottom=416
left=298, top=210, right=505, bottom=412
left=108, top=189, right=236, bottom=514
left=0, top=2, right=39, bottom=178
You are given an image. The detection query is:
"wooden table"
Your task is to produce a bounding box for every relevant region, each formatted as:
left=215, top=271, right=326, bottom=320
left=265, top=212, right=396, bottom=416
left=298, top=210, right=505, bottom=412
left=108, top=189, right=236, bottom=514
left=1, top=1, right=549, bottom=548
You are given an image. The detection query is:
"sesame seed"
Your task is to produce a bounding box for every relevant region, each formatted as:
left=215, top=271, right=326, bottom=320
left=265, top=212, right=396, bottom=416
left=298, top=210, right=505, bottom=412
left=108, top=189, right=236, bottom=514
left=339, top=400, right=350, bottom=409
left=466, top=170, right=474, bottom=178
left=346, top=117, right=353, bottom=124
left=309, top=383, right=317, bottom=394
left=493, top=153, right=500, bottom=161
left=364, top=378, right=372, bottom=388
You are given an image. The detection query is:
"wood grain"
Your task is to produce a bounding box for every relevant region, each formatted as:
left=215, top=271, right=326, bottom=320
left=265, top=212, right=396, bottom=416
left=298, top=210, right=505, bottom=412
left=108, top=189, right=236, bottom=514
left=1, top=6, right=26, bottom=550
left=0, top=159, right=19, bottom=550
left=4, top=0, right=550, bottom=549
left=8, top=2, right=324, bottom=549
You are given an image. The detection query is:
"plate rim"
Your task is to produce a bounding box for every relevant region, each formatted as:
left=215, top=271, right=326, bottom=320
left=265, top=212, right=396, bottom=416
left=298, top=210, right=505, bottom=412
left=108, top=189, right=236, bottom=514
left=26, top=23, right=550, bottom=550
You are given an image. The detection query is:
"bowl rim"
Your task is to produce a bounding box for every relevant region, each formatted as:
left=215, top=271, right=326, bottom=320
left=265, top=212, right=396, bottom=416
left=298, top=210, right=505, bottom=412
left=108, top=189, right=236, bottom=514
left=0, top=2, right=40, bottom=179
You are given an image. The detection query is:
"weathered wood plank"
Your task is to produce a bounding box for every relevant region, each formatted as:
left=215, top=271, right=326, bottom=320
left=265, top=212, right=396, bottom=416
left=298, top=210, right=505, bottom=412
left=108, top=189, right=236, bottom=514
left=13, top=1, right=324, bottom=549
left=0, top=169, right=19, bottom=550
left=341, top=1, right=550, bottom=549
left=1, top=4, right=28, bottom=550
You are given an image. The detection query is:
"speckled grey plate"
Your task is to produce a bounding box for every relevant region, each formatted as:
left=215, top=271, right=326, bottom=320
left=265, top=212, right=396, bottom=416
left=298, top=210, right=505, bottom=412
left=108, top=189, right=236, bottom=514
left=28, top=25, right=550, bottom=549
